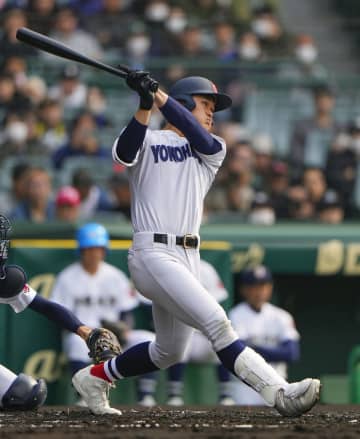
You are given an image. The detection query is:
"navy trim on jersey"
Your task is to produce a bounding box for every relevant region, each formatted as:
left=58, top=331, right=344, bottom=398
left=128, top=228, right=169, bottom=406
left=29, top=295, right=83, bottom=333
left=160, top=97, right=222, bottom=155
left=115, top=117, right=147, bottom=163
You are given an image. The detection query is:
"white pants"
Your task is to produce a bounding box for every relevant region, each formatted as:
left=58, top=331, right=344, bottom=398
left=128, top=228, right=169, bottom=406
left=128, top=232, right=237, bottom=369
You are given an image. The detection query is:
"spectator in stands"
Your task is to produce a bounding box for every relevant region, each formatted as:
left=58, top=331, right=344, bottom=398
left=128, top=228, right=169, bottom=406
left=213, top=20, right=237, bottom=61
left=72, top=168, right=111, bottom=220
left=10, top=166, right=55, bottom=223
left=248, top=191, right=276, bottom=225
left=123, top=22, right=152, bottom=70
left=268, top=160, right=290, bottom=219
left=1, top=8, right=37, bottom=58
left=237, top=31, right=263, bottom=62
left=0, top=162, right=31, bottom=216
left=302, top=167, right=327, bottom=216
left=278, top=34, right=328, bottom=80
left=250, top=5, right=294, bottom=59
left=105, top=173, right=131, bottom=221
left=45, top=7, right=103, bottom=62
left=48, top=64, right=87, bottom=111
left=1, top=56, right=28, bottom=91
left=85, top=86, right=111, bottom=128
left=55, top=185, right=81, bottom=222
left=228, top=265, right=300, bottom=405
left=325, top=131, right=356, bottom=217
left=67, top=0, right=103, bottom=17
left=316, top=189, right=344, bottom=224
left=164, top=5, right=189, bottom=36
left=289, top=86, right=341, bottom=176
left=176, top=23, right=211, bottom=59
left=22, top=76, right=48, bottom=107
left=84, top=0, right=135, bottom=51
left=252, top=133, right=274, bottom=190
left=0, top=74, right=31, bottom=115
left=287, top=184, right=313, bottom=221
left=52, top=111, right=109, bottom=169
left=26, top=0, right=58, bottom=35
left=36, top=98, right=67, bottom=153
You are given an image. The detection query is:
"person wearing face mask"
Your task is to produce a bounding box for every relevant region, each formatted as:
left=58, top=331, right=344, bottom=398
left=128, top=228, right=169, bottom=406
left=124, top=23, right=152, bottom=68
left=251, top=5, right=294, bottom=59
left=248, top=191, right=276, bottom=225
left=238, top=32, right=262, bottom=62
left=277, top=34, right=328, bottom=80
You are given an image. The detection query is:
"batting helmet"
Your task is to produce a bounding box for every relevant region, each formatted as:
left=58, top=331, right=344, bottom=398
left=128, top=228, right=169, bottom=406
left=76, top=223, right=109, bottom=251
left=169, top=76, right=232, bottom=112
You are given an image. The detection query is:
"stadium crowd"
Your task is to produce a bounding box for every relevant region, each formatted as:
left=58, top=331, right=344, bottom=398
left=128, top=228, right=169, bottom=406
left=0, top=0, right=358, bottom=224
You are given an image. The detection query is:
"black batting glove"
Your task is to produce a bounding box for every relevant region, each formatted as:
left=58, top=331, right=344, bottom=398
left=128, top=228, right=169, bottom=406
left=126, top=70, right=156, bottom=110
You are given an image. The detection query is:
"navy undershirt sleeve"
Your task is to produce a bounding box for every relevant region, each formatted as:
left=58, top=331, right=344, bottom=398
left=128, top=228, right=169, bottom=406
left=252, top=340, right=300, bottom=363
left=28, top=295, right=83, bottom=334
left=160, top=96, right=222, bottom=155
left=114, top=117, right=147, bottom=163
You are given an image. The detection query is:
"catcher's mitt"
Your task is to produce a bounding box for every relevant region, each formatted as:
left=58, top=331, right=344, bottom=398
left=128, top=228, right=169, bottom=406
left=87, top=328, right=122, bottom=364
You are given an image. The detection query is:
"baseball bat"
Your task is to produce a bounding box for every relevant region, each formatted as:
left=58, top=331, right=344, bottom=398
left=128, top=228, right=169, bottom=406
left=16, top=27, right=159, bottom=91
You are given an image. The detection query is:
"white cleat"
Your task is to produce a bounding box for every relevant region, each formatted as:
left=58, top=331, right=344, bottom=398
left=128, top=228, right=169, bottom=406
left=138, top=394, right=157, bottom=407
left=166, top=396, right=184, bottom=406
left=275, top=378, right=321, bottom=417
left=72, top=366, right=122, bottom=416
left=219, top=396, right=236, bottom=406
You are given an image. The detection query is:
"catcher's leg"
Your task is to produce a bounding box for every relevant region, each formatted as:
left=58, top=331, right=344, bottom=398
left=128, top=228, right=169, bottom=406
left=0, top=365, right=47, bottom=411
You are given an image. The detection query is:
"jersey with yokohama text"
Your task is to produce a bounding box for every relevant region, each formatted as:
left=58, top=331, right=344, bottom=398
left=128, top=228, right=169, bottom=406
left=112, top=128, right=226, bottom=235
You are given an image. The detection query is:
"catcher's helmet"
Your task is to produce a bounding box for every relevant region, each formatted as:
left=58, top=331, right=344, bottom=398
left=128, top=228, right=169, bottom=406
left=0, top=265, right=27, bottom=299
left=169, top=76, right=232, bottom=112
left=76, top=223, right=109, bottom=250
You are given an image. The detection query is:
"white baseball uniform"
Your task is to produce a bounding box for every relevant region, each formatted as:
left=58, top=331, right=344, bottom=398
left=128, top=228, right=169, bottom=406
left=228, top=302, right=300, bottom=405
left=50, top=261, right=153, bottom=362
left=112, top=128, right=238, bottom=369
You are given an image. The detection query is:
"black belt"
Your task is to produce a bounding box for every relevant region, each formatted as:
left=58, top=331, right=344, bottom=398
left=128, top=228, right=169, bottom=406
left=154, top=233, right=199, bottom=249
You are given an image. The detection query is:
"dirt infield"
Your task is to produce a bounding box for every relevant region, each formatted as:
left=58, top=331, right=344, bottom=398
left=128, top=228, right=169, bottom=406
left=1, top=405, right=360, bottom=439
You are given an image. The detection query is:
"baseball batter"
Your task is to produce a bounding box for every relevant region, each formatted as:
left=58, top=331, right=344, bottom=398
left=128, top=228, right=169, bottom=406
left=72, top=72, right=320, bottom=417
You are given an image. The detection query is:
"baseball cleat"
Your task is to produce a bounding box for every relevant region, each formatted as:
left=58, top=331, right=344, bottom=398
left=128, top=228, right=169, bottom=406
left=72, top=366, right=121, bottom=415
left=166, top=396, right=184, bottom=406
left=274, top=378, right=321, bottom=417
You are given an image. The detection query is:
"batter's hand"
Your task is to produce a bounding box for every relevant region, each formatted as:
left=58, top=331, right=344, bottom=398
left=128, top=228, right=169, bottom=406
left=125, top=69, right=158, bottom=110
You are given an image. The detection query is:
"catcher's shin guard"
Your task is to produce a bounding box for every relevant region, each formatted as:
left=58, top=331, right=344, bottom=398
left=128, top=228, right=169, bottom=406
left=1, top=373, right=47, bottom=410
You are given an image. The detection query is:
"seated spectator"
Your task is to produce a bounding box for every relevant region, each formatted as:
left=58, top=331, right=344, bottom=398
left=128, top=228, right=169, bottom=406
left=252, top=133, right=274, bottom=190
left=0, top=74, right=31, bottom=115
left=0, top=162, right=31, bottom=216
left=278, top=34, right=328, bottom=80
left=72, top=168, right=111, bottom=220
left=55, top=185, right=81, bottom=222
left=44, top=7, right=103, bottom=62
left=52, top=111, right=109, bottom=169
left=176, top=23, right=211, bottom=59
left=48, top=64, right=87, bottom=111
left=36, top=99, right=67, bottom=153
left=213, top=20, right=237, bottom=61
left=26, top=0, right=58, bottom=35
left=84, top=0, right=135, bottom=51
left=237, top=31, right=263, bottom=62
left=85, top=86, right=112, bottom=128
left=317, top=189, right=344, bottom=224
left=123, top=22, right=152, bottom=70
left=268, top=160, right=290, bottom=219
left=1, top=55, right=28, bottom=91
left=287, top=184, right=314, bottom=221
left=325, top=131, right=356, bottom=215
left=228, top=265, right=300, bottom=405
left=10, top=167, right=55, bottom=223
left=1, top=8, right=37, bottom=58
left=22, top=76, right=48, bottom=107
left=250, top=5, right=294, bottom=59
left=105, top=173, right=131, bottom=221
left=248, top=191, right=276, bottom=225
left=303, top=167, right=327, bottom=213
left=289, top=86, right=341, bottom=176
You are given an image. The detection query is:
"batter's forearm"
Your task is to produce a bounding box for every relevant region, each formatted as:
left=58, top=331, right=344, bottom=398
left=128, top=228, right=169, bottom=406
left=158, top=96, right=221, bottom=155
left=114, top=116, right=148, bottom=163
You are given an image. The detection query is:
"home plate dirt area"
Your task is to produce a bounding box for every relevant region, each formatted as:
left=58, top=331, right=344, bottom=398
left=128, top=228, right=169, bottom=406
left=1, top=405, right=360, bottom=439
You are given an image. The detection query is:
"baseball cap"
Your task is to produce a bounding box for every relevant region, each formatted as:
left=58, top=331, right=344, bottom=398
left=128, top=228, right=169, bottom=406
left=242, top=266, right=272, bottom=285
left=56, top=186, right=80, bottom=207
left=61, top=64, right=80, bottom=80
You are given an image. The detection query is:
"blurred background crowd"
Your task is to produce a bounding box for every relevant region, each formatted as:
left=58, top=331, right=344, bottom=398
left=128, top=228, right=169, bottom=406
left=1, top=0, right=360, bottom=225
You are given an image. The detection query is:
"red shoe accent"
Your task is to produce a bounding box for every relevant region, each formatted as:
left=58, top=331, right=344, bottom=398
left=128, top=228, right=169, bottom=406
left=90, top=363, right=111, bottom=382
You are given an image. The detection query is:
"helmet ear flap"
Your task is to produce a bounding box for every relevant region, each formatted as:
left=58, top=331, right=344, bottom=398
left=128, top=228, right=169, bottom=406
left=174, top=94, right=196, bottom=111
